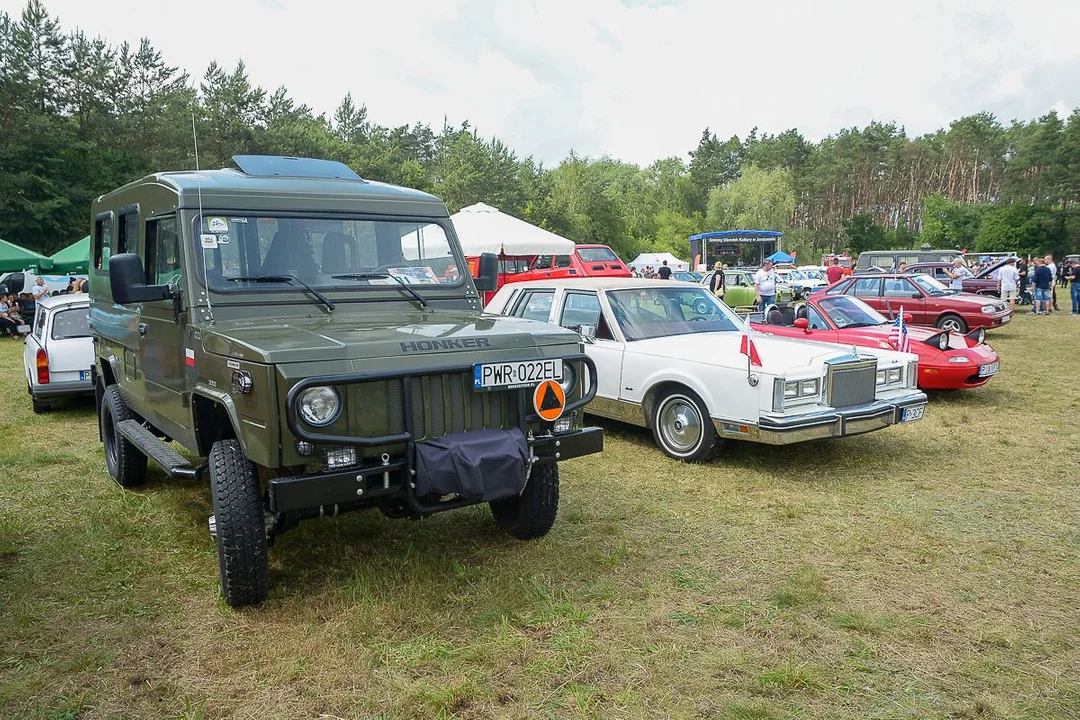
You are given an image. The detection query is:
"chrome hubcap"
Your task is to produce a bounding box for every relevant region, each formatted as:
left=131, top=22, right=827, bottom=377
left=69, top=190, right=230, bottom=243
left=659, top=397, right=702, bottom=454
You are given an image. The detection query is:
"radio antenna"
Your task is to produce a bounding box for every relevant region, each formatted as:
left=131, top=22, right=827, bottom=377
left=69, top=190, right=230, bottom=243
left=192, top=112, right=214, bottom=322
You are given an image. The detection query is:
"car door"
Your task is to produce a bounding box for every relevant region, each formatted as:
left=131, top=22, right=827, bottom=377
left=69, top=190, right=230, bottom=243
left=557, top=290, right=623, bottom=414
left=139, top=214, right=190, bottom=437
left=846, top=276, right=885, bottom=313
left=881, top=276, right=927, bottom=324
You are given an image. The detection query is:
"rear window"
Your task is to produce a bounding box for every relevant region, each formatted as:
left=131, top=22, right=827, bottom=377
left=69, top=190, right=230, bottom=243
left=51, top=307, right=91, bottom=340
left=577, top=247, right=618, bottom=262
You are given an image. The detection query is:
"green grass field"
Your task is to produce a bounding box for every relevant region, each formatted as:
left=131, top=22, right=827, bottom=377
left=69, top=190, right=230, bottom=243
left=1, top=313, right=1077, bottom=719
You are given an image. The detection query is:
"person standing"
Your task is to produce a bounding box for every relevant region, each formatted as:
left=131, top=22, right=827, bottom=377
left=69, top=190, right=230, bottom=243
left=709, top=262, right=726, bottom=299
left=754, top=260, right=778, bottom=311
left=944, top=259, right=973, bottom=292
left=31, top=277, right=49, bottom=302
left=1017, top=258, right=1029, bottom=298
left=825, top=257, right=844, bottom=284
left=657, top=260, right=672, bottom=280
left=1031, top=258, right=1053, bottom=315
left=1045, top=255, right=1059, bottom=311
left=1069, top=259, right=1080, bottom=316
left=997, top=257, right=1020, bottom=312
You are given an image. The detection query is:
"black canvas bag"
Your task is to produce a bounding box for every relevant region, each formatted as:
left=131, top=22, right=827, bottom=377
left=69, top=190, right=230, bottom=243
left=413, top=428, right=529, bottom=502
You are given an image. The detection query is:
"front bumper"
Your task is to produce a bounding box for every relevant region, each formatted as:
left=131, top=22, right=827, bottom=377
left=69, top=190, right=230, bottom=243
left=918, top=361, right=998, bottom=389
left=748, top=390, right=927, bottom=445
left=269, top=426, right=603, bottom=513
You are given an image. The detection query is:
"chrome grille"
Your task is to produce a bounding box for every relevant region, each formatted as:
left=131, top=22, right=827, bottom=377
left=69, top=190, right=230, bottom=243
left=826, top=359, right=877, bottom=408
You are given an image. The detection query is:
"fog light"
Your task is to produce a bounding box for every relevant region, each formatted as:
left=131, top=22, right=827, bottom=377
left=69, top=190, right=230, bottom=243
left=325, top=447, right=358, bottom=469
left=554, top=413, right=576, bottom=434
left=296, top=441, right=315, bottom=456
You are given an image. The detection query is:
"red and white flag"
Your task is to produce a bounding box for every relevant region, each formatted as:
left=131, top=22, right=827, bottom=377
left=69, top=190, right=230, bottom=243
left=891, top=306, right=910, bottom=353
left=740, top=316, right=762, bottom=367
left=184, top=348, right=196, bottom=367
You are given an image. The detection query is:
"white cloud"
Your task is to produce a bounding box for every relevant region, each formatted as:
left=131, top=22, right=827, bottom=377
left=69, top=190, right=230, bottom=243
left=3, top=0, right=1079, bottom=165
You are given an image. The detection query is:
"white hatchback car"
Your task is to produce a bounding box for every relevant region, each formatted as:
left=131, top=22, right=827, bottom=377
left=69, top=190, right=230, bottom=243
left=23, top=294, right=94, bottom=412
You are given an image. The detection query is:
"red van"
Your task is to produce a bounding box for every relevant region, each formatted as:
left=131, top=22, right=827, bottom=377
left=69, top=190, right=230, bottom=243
left=512, top=244, right=631, bottom=283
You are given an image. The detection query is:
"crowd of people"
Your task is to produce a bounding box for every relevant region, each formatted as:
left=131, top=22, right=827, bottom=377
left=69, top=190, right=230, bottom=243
left=0, top=276, right=88, bottom=338
left=630, top=261, right=674, bottom=279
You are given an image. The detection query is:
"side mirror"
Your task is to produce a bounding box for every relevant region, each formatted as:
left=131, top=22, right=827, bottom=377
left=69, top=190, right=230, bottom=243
left=903, top=312, right=913, bottom=323
left=474, top=252, right=499, bottom=292
left=793, top=317, right=810, bottom=330
left=109, top=253, right=171, bottom=305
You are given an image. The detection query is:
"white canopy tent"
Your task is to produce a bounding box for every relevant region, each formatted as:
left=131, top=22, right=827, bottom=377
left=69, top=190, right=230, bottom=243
left=450, top=202, right=575, bottom=256
left=628, top=252, right=689, bottom=272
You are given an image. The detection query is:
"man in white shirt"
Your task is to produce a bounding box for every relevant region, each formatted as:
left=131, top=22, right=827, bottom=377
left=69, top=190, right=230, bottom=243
left=754, top=260, right=778, bottom=311
left=997, top=257, right=1020, bottom=312
left=1045, top=254, right=1058, bottom=311
left=944, top=259, right=973, bottom=291
left=31, top=277, right=49, bottom=301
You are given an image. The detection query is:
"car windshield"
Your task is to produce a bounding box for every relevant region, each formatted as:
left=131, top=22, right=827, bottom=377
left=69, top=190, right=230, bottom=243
left=911, top=274, right=952, bottom=295
left=577, top=247, right=618, bottom=262
left=816, top=296, right=888, bottom=329
left=801, top=269, right=823, bottom=279
left=193, top=214, right=468, bottom=294
left=605, top=287, right=742, bottom=341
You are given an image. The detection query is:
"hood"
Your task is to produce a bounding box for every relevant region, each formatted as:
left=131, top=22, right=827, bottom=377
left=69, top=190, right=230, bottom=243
left=627, top=331, right=885, bottom=372
left=201, top=309, right=576, bottom=364
left=940, top=291, right=1000, bottom=307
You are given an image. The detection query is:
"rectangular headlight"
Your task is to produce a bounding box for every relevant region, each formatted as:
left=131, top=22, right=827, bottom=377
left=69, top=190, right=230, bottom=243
left=785, top=381, right=799, bottom=399
left=887, top=367, right=902, bottom=384
left=800, top=379, right=819, bottom=396
left=876, top=369, right=887, bottom=386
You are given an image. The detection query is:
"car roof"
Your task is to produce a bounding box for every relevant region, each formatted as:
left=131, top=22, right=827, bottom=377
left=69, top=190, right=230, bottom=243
left=500, top=277, right=704, bottom=291
left=37, top=294, right=89, bottom=310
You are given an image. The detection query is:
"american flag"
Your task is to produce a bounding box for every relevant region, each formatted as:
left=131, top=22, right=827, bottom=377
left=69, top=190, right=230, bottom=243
left=891, top=306, right=910, bottom=353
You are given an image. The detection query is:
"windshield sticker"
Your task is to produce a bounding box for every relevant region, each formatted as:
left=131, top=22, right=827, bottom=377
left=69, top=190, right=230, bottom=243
left=229, top=217, right=248, bottom=223
left=388, top=266, right=439, bottom=284
left=200, top=234, right=219, bottom=249
left=206, top=217, right=228, bottom=233
left=216, top=233, right=230, bottom=244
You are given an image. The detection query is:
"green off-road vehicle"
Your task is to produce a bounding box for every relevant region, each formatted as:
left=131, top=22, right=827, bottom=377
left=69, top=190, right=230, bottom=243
left=89, top=155, right=602, bottom=606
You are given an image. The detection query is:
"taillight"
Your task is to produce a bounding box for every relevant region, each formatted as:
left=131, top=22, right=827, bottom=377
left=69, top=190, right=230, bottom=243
left=36, top=348, right=49, bottom=384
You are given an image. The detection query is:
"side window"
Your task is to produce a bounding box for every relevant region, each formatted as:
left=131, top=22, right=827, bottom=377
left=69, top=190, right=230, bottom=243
left=884, top=278, right=916, bottom=297
left=533, top=255, right=553, bottom=271
left=807, top=305, right=829, bottom=330
left=93, top=214, right=113, bottom=271
left=117, top=209, right=138, bottom=256
left=851, top=278, right=881, bottom=297
left=145, top=217, right=182, bottom=286
left=33, top=307, right=46, bottom=339
left=555, top=255, right=572, bottom=268
left=559, top=292, right=614, bottom=340
left=510, top=290, right=554, bottom=322
left=826, top=280, right=850, bottom=295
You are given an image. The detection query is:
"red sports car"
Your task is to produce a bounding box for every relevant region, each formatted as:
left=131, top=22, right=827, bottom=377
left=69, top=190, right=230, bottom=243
left=752, top=295, right=1000, bottom=390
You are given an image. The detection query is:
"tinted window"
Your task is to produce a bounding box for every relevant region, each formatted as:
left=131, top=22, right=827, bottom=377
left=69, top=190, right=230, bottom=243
left=533, top=255, right=553, bottom=270
left=576, top=247, right=618, bottom=262
left=851, top=278, right=881, bottom=297
left=510, top=290, right=554, bottom=322
left=554, top=255, right=572, bottom=268
left=51, top=307, right=91, bottom=339
left=118, top=210, right=138, bottom=255
left=145, top=216, right=182, bottom=286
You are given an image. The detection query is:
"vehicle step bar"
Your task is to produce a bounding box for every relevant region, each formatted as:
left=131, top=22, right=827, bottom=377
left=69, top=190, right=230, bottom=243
left=116, top=419, right=206, bottom=480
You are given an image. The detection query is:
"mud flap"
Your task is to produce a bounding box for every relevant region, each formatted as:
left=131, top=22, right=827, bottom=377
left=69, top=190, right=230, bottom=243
left=414, top=428, right=528, bottom=502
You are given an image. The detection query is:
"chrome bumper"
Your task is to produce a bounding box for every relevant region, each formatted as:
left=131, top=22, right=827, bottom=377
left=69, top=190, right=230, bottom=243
left=730, top=391, right=927, bottom=445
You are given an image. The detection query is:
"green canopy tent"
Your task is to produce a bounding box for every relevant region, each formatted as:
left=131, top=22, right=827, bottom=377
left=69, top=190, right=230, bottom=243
left=0, top=238, right=48, bottom=273
left=48, top=235, right=91, bottom=274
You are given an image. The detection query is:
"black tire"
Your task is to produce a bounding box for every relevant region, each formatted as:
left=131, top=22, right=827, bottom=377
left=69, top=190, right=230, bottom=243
left=935, top=313, right=967, bottom=334
left=651, top=389, right=717, bottom=462
left=209, top=440, right=269, bottom=607
left=100, top=385, right=148, bottom=487
left=490, top=463, right=559, bottom=540
left=30, top=387, right=48, bottom=414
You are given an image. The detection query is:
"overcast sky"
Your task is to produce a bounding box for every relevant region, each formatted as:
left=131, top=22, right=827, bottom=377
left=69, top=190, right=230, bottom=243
left=6, top=0, right=1080, bottom=166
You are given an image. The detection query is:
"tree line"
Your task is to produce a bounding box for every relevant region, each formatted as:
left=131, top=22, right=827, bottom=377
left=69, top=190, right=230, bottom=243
left=2, top=0, right=1078, bottom=262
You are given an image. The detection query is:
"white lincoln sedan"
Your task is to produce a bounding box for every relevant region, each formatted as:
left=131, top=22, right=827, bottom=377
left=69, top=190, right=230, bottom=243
left=486, top=279, right=926, bottom=461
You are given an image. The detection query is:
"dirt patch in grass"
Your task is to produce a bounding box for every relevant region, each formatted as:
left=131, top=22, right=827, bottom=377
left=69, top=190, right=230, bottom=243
left=0, top=314, right=1078, bottom=718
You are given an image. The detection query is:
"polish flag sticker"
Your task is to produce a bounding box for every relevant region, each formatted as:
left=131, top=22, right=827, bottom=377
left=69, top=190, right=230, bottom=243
left=185, top=348, right=195, bottom=367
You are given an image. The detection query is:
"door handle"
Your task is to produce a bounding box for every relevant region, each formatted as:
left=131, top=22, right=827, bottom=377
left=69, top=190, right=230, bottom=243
left=138, top=323, right=147, bottom=337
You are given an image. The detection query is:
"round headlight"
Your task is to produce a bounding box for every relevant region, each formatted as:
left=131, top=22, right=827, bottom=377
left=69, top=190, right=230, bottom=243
left=938, top=333, right=949, bottom=351
left=559, top=363, right=577, bottom=394
left=299, top=386, right=341, bottom=427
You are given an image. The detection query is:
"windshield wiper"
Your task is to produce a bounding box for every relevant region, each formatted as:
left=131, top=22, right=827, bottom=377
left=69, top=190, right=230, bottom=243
left=331, top=273, right=429, bottom=308
left=226, top=275, right=335, bottom=312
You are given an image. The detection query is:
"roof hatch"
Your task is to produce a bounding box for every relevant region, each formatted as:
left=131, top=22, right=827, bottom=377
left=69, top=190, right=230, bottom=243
left=230, top=155, right=363, bottom=181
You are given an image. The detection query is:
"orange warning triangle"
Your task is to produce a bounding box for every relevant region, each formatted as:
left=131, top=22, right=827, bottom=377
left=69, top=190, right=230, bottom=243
left=533, top=379, right=566, bottom=421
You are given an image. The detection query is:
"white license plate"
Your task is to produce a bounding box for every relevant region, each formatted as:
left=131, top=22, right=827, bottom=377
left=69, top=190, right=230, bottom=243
left=901, top=404, right=925, bottom=423
left=473, top=359, right=562, bottom=390
left=979, top=362, right=1000, bottom=377
left=1000, top=315, right=1011, bottom=324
